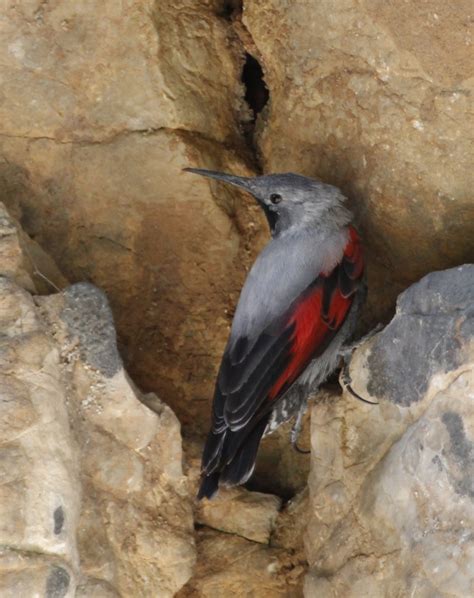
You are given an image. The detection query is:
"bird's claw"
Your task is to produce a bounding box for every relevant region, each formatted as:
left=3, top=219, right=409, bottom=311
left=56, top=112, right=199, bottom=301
left=339, top=324, right=382, bottom=406
left=290, top=403, right=311, bottom=454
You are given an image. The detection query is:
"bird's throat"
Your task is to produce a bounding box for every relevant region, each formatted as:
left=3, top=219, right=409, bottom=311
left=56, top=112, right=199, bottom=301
left=261, top=204, right=279, bottom=233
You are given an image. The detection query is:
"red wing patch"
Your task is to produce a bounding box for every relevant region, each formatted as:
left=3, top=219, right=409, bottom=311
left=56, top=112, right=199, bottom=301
left=268, top=226, right=363, bottom=399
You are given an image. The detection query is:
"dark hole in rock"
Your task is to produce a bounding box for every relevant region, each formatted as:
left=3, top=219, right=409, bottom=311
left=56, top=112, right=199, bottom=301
left=46, top=566, right=70, bottom=598
left=54, top=505, right=64, bottom=535
left=218, top=0, right=242, bottom=20
left=242, top=53, right=269, bottom=122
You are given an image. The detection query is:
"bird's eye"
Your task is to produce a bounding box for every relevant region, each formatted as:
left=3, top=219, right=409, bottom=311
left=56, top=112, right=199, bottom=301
left=270, top=193, right=282, bottom=204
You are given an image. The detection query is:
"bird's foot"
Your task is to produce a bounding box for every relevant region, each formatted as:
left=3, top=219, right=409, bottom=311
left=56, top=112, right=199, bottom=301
left=339, top=323, right=383, bottom=406
left=290, top=403, right=311, bottom=454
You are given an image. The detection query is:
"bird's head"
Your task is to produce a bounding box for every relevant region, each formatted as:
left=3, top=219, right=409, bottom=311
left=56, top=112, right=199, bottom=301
left=184, top=168, right=351, bottom=236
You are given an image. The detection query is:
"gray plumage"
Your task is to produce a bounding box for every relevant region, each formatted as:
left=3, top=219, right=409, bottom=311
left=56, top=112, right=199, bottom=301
left=184, top=168, right=365, bottom=499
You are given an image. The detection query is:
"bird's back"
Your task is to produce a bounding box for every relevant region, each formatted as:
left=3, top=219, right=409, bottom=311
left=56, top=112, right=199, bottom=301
left=230, top=227, right=350, bottom=344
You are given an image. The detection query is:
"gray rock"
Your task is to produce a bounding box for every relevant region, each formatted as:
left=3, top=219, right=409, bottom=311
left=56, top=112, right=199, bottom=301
left=62, top=283, right=121, bottom=378
left=367, top=265, right=474, bottom=405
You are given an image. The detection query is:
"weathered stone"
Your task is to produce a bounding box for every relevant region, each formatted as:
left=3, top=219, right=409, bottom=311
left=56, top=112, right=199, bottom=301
left=0, top=552, right=75, bottom=598
left=0, top=262, right=195, bottom=596
left=305, top=266, right=474, bottom=597
left=0, top=1, right=244, bottom=143
left=183, top=437, right=307, bottom=594
left=39, top=283, right=197, bottom=597
left=243, top=1, right=474, bottom=323
left=75, top=578, right=120, bottom=598
left=0, top=202, right=66, bottom=294
left=271, top=488, right=309, bottom=553
left=0, top=279, right=79, bottom=562
left=178, top=528, right=304, bottom=597
left=196, top=486, right=282, bottom=544
left=0, top=0, right=265, bottom=436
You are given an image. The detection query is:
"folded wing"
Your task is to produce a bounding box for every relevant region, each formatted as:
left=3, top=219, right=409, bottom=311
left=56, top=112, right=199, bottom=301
left=198, top=226, right=363, bottom=498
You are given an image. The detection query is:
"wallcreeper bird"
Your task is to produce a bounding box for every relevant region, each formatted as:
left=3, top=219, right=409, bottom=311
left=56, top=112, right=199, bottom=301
left=185, top=168, right=365, bottom=499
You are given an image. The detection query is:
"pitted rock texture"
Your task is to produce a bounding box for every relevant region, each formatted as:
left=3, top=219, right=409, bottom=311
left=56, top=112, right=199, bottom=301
left=366, top=264, right=474, bottom=405
left=243, top=0, right=474, bottom=323
left=178, top=528, right=305, bottom=597
left=0, top=225, right=195, bottom=596
left=305, top=266, right=474, bottom=597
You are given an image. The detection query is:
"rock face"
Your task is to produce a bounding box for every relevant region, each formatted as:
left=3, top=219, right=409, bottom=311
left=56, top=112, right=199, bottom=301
left=0, top=1, right=474, bottom=596
left=243, top=0, right=474, bottom=321
left=0, top=202, right=66, bottom=294
left=0, top=211, right=195, bottom=597
left=0, top=0, right=267, bottom=433
left=305, top=266, right=474, bottom=597
left=0, top=0, right=472, bottom=440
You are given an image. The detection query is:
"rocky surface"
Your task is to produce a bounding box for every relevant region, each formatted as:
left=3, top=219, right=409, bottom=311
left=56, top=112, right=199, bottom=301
left=0, top=0, right=472, bottom=440
left=0, top=2, right=473, bottom=596
left=305, top=266, right=474, bottom=597
left=180, top=436, right=308, bottom=595
left=0, top=202, right=66, bottom=294
left=243, top=0, right=474, bottom=322
left=178, top=527, right=304, bottom=597
left=196, top=487, right=281, bottom=544
left=0, top=0, right=267, bottom=435
left=0, top=210, right=196, bottom=596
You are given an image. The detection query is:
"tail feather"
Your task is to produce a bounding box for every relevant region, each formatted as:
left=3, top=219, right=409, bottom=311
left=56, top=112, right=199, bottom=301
left=197, top=471, right=219, bottom=500
left=197, top=415, right=269, bottom=499
left=201, top=429, right=226, bottom=474
left=220, top=417, right=268, bottom=486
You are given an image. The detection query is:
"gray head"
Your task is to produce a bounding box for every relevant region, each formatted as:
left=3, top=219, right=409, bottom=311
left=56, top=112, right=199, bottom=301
left=184, top=168, right=352, bottom=236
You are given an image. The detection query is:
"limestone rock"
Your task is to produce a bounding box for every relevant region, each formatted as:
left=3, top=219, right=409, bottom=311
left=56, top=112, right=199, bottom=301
left=271, top=488, right=309, bottom=554
left=305, top=266, right=474, bottom=597
left=0, top=248, right=195, bottom=596
left=196, top=486, right=282, bottom=544
left=0, top=1, right=244, bottom=143
left=178, top=528, right=304, bottom=597
left=41, top=283, right=196, bottom=597
left=183, top=439, right=307, bottom=595
left=244, top=1, right=474, bottom=323
left=0, top=202, right=66, bottom=294
left=0, top=1, right=266, bottom=434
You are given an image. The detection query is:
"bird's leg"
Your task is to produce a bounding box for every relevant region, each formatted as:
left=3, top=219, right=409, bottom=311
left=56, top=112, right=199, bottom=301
left=339, top=324, right=383, bottom=406
left=339, top=323, right=384, bottom=361
left=290, top=400, right=311, bottom=454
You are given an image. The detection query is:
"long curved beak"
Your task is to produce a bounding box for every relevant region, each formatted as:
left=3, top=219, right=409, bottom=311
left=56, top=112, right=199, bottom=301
left=183, top=168, right=252, bottom=193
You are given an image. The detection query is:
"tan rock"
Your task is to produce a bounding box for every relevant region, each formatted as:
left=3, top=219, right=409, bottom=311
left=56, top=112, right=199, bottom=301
left=272, top=488, right=309, bottom=554
left=0, top=552, right=75, bottom=598
left=0, top=0, right=264, bottom=436
left=0, top=202, right=66, bottom=294
left=0, top=245, right=195, bottom=597
left=178, top=528, right=303, bottom=598
left=0, top=130, right=266, bottom=434
left=40, top=282, right=197, bottom=597
left=305, top=267, right=474, bottom=596
left=197, top=486, right=282, bottom=544
left=0, top=1, right=244, bottom=143
left=244, top=1, right=474, bottom=323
